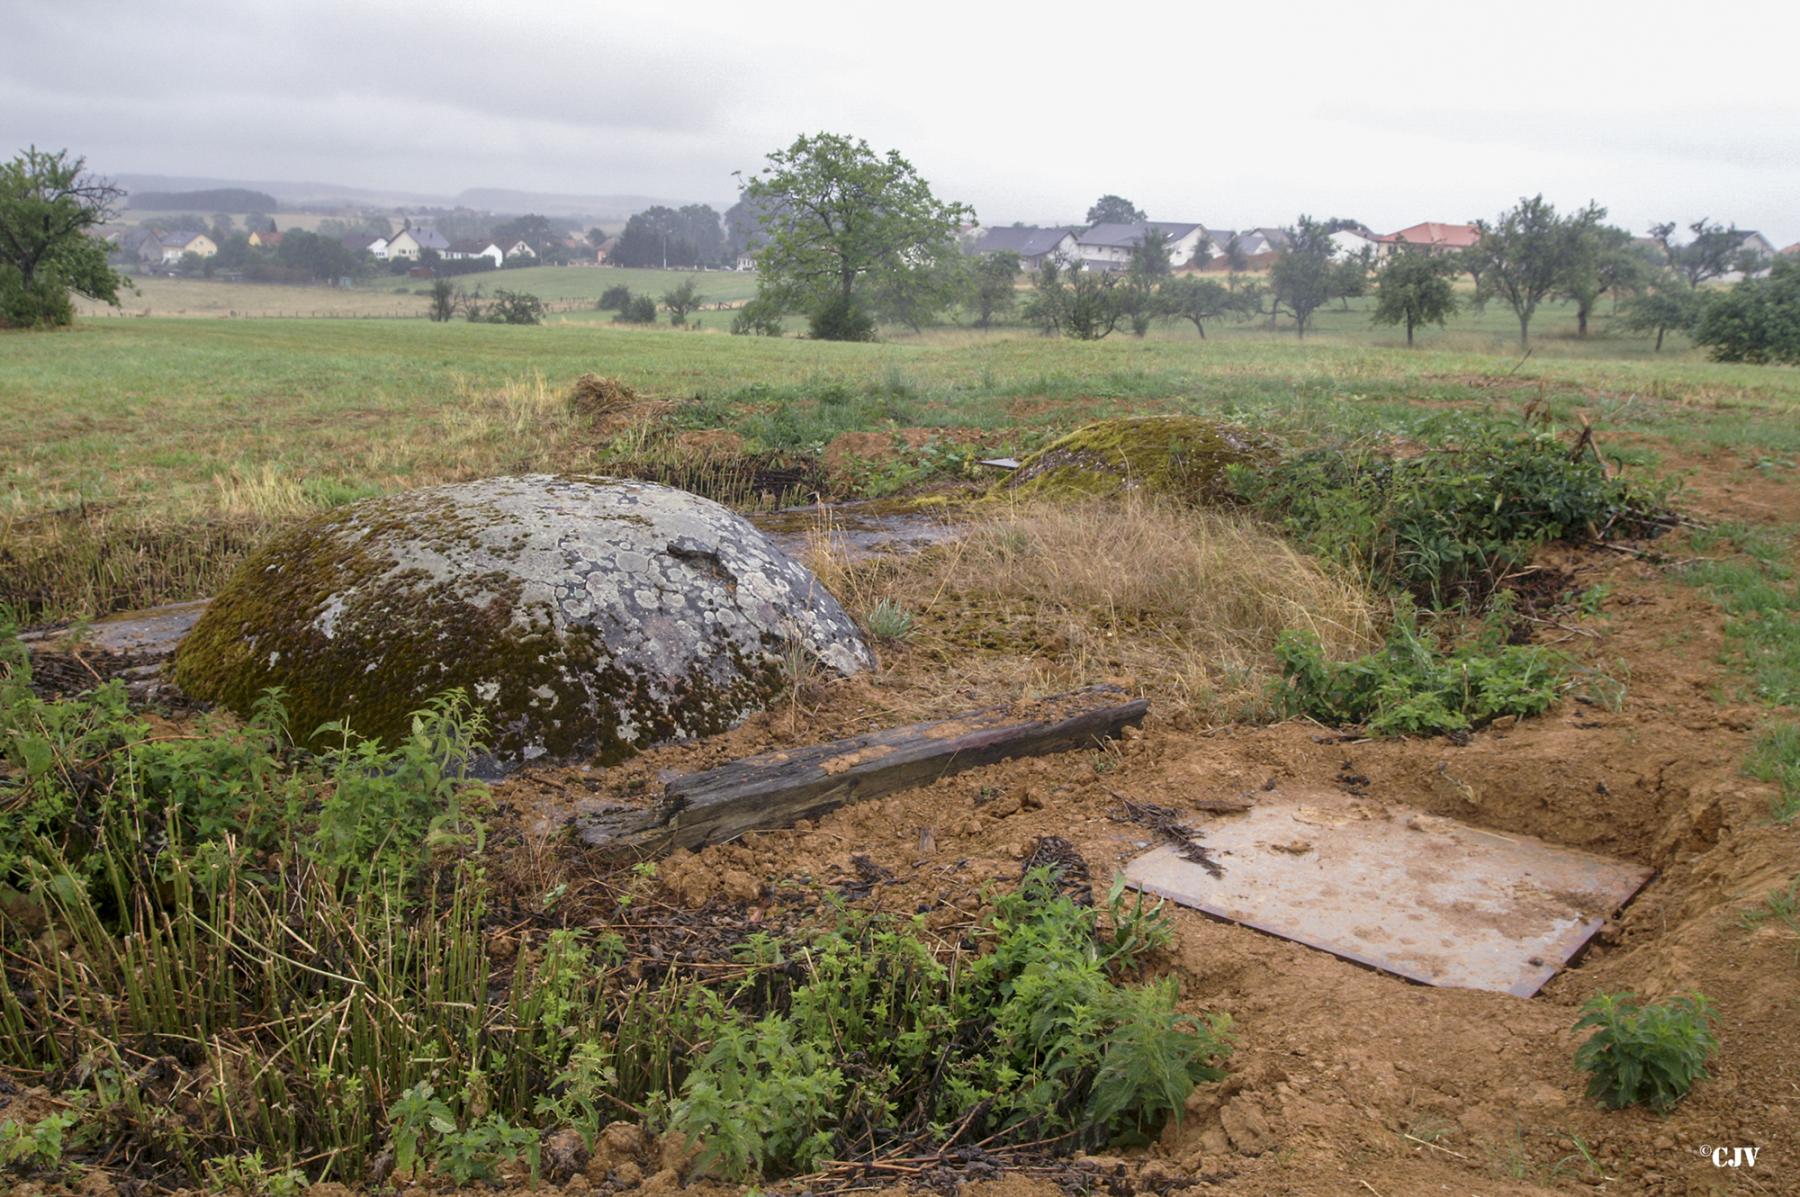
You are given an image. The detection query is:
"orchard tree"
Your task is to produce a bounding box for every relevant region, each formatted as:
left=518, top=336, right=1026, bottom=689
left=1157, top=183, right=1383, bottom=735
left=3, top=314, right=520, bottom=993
left=1618, top=275, right=1701, bottom=351
left=661, top=278, right=704, bottom=325
left=0, top=147, right=129, bottom=327
left=1558, top=220, right=1645, bottom=336
left=1469, top=195, right=1598, bottom=346
left=1086, top=194, right=1145, bottom=225
left=1268, top=216, right=1337, bottom=337
left=740, top=132, right=972, bottom=339
left=1650, top=219, right=1745, bottom=289
left=971, top=250, right=1022, bottom=328
left=1371, top=251, right=1458, bottom=346
left=1022, top=255, right=1125, bottom=340
left=1158, top=275, right=1250, bottom=338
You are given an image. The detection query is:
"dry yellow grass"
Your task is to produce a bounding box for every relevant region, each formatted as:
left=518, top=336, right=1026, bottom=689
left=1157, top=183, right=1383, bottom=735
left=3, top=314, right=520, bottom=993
left=811, top=498, right=1380, bottom=720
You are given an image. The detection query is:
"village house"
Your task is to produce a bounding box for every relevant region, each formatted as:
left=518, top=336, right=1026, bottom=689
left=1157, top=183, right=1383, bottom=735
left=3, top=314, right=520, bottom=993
left=503, top=239, right=538, bottom=262
left=157, top=231, right=218, bottom=263
left=445, top=239, right=505, bottom=268
left=1328, top=227, right=1382, bottom=261
left=1076, top=221, right=1208, bottom=271
left=339, top=232, right=390, bottom=259
left=1376, top=222, right=1481, bottom=256
left=384, top=226, right=450, bottom=261
left=967, top=225, right=1081, bottom=271
left=1718, top=231, right=1779, bottom=281
left=246, top=228, right=283, bottom=249
left=593, top=236, right=620, bottom=266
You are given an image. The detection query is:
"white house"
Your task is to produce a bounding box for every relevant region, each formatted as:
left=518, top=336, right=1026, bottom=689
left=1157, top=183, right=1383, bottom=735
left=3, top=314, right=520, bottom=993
left=157, top=231, right=218, bottom=263
left=967, top=225, right=1082, bottom=271
left=1076, top=221, right=1208, bottom=271
left=504, top=239, right=538, bottom=262
left=446, top=239, right=505, bottom=268
left=385, top=226, right=450, bottom=261
left=1329, top=228, right=1381, bottom=261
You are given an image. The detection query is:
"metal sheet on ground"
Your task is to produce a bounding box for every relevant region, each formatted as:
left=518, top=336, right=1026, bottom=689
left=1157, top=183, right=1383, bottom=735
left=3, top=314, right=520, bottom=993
left=1122, top=792, right=1651, bottom=997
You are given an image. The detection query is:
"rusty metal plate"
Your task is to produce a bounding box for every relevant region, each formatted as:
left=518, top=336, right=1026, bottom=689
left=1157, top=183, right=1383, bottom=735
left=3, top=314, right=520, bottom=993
left=1122, top=792, right=1651, bottom=996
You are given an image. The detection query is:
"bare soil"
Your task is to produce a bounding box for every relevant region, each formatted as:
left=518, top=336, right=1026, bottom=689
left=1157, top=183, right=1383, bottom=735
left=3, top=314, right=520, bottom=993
left=471, top=446, right=1800, bottom=1197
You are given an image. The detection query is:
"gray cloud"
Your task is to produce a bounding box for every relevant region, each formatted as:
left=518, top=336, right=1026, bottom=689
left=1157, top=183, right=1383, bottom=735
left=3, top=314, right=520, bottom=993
left=4, top=0, right=1797, bottom=242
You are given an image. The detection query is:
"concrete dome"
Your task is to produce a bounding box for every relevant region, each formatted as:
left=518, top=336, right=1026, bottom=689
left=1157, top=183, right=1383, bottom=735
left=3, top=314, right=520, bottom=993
left=174, top=475, right=871, bottom=767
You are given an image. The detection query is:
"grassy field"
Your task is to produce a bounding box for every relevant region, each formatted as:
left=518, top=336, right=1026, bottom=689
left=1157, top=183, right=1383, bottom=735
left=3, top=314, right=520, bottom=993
left=77, top=265, right=759, bottom=324
left=5, top=308, right=1800, bottom=620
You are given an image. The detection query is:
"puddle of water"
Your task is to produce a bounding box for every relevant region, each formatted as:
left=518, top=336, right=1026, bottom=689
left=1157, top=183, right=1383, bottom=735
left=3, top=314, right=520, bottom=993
left=753, top=503, right=963, bottom=563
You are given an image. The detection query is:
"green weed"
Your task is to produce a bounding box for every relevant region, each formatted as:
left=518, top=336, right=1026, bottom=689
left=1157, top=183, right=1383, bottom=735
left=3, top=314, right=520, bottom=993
left=864, top=597, right=916, bottom=644
left=1573, top=992, right=1717, bottom=1112
left=1272, top=602, right=1561, bottom=735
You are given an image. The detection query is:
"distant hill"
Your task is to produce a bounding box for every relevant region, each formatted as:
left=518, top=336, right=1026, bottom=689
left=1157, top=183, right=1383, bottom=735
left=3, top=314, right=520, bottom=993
left=112, top=174, right=723, bottom=220
left=127, top=187, right=279, bottom=213
left=453, top=188, right=691, bottom=221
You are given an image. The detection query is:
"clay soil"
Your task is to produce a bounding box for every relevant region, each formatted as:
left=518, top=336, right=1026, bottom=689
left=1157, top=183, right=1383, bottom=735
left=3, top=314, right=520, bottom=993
left=468, top=439, right=1800, bottom=1197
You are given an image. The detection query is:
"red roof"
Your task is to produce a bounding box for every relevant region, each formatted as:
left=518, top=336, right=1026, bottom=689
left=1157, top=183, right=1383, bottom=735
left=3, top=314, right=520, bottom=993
left=1378, top=222, right=1480, bottom=250
left=1782, top=242, right=1800, bottom=256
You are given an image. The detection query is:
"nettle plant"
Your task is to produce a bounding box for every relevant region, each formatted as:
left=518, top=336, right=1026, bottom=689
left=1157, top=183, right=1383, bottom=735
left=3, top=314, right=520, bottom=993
left=1574, top=992, right=1718, bottom=1112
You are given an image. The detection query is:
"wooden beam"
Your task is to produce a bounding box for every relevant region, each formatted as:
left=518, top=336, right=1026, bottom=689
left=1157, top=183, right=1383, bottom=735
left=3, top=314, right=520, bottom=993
left=575, top=685, right=1148, bottom=858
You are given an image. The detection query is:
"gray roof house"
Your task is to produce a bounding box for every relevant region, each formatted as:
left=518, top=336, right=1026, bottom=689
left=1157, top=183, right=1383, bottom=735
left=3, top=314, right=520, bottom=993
left=1076, top=221, right=1208, bottom=270
left=968, top=225, right=1081, bottom=270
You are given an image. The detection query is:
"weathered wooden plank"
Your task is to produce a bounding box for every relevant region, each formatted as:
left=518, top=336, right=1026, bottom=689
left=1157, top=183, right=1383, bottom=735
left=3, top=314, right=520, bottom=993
left=575, top=685, right=1147, bottom=857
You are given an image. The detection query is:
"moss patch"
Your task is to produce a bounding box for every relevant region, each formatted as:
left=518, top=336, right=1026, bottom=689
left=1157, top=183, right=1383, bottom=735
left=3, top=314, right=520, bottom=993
left=997, top=416, right=1275, bottom=504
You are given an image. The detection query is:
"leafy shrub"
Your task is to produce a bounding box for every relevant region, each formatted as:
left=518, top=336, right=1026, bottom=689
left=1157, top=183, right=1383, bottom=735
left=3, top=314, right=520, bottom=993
left=730, top=293, right=786, bottom=336
left=597, top=284, right=632, bottom=311
left=808, top=294, right=876, bottom=342
left=1574, top=992, right=1717, bottom=1112
left=615, top=294, right=658, bottom=324
left=1273, top=602, right=1561, bottom=735
left=1694, top=257, right=1800, bottom=364
left=1233, top=431, right=1666, bottom=608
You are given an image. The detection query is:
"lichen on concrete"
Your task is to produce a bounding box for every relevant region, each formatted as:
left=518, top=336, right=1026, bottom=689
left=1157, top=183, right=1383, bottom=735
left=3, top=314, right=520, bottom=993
left=173, top=475, right=872, bottom=767
left=998, top=416, right=1275, bottom=504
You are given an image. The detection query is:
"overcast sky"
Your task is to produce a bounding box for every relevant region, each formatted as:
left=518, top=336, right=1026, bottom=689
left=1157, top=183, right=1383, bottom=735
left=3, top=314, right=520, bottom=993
left=6, top=0, right=1797, bottom=242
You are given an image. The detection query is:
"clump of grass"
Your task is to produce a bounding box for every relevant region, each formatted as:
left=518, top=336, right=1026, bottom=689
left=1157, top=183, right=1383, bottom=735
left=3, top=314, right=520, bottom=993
left=864, top=597, right=915, bottom=644
left=1573, top=992, right=1717, bottom=1113
left=1745, top=722, right=1800, bottom=822
left=836, top=498, right=1377, bottom=717
left=1739, top=874, right=1800, bottom=957
left=1272, top=599, right=1563, bottom=736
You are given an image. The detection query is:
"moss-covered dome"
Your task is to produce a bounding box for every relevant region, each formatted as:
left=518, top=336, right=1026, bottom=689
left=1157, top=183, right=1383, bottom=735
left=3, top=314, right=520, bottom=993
left=173, top=476, right=872, bottom=766
left=1000, top=416, right=1274, bottom=503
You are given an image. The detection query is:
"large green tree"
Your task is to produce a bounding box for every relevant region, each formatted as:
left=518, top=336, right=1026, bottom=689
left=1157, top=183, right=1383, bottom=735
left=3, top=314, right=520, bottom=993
left=739, top=133, right=971, bottom=339
left=1371, top=251, right=1458, bottom=346
left=1469, top=195, right=1599, bottom=345
left=0, top=147, right=128, bottom=328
